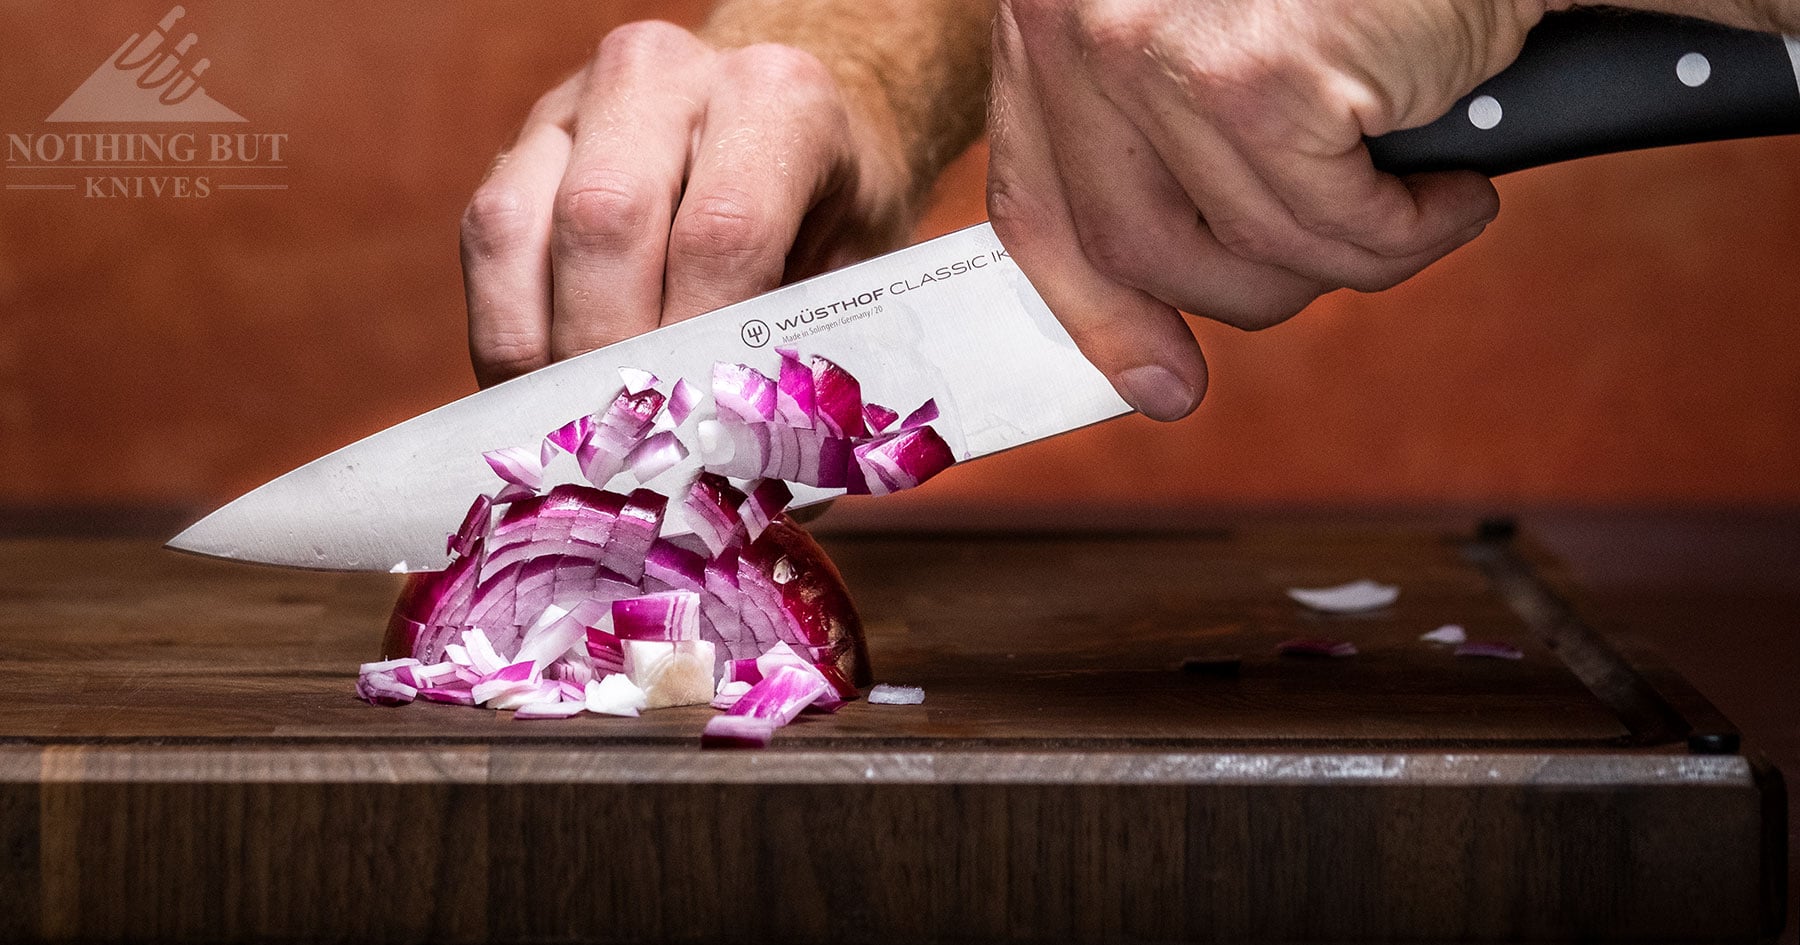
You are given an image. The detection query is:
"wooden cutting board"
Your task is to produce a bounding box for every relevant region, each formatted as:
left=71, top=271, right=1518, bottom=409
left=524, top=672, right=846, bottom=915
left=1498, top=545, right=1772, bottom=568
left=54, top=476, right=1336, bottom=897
left=0, top=521, right=1782, bottom=942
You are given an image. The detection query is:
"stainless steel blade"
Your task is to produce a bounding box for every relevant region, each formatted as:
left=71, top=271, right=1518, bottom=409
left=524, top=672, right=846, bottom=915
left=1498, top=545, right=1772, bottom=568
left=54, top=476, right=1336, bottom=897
left=168, top=223, right=1128, bottom=571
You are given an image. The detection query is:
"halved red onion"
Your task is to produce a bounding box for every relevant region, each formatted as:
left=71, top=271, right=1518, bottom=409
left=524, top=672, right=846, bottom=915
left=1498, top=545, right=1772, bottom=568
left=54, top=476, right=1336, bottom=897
left=701, top=714, right=776, bottom=749
left=613, top=591, right=702, bottom=641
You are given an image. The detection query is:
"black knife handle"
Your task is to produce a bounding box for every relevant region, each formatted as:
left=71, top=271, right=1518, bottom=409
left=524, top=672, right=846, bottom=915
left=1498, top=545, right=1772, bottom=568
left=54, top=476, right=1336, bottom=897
left=1367, top=8, right=1800, bottom=176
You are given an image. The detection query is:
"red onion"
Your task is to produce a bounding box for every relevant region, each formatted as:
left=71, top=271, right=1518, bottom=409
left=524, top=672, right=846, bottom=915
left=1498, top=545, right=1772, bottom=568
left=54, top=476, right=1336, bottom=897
left=862, top=403, right=898, bottom=434
left=612, top=591, right=702, bottom=641
left=901, top=398, right=939, bottom=429
left=618, top=366, right=659, bottom=394
left=775, top=351, right=816, bottom=428
left=482, top=446, right=545, bottom=491
left=726, top=663, right=831, bottom=726
left=667, top=378, right=703, bottom=426
left=853, top=427, right=954, bottom=496
left=701, top=714, right=776, bottom=749
left=809, top=355, right=866, bottom=438
left=713, top=362, right=778, bottom=422
left=868, top=683, right=924, bottom=705
left=738, top=479, right=793, bottom=541
left=624, top=431, right=688, bottom=483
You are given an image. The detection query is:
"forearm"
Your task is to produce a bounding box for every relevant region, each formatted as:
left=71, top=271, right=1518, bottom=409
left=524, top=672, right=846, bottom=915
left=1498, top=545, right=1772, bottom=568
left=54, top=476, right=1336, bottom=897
left=701, top=0, right=994, bottom=217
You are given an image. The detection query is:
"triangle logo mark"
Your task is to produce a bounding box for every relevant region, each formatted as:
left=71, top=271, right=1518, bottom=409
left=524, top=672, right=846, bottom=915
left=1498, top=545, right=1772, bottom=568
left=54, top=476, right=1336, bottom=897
left=46, top=6, right=247, bottom=123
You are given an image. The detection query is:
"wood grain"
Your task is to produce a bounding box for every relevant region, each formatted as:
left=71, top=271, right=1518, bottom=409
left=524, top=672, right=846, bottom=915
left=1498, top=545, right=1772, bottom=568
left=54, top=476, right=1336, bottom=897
left=0, top=525, right=1782, bottom=941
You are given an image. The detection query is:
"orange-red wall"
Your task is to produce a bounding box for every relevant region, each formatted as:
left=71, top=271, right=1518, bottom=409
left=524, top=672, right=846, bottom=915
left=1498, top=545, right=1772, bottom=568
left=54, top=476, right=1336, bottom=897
left=3, top=1, right=1798, bottom=517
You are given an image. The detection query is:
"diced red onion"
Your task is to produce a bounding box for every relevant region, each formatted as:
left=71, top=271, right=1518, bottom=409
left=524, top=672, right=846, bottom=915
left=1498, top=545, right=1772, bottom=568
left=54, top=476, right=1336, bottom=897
left=684, top=473, right=748, bottom=556
left=514, top=700, right=587, bottom=719
left=854, top=427, right=954, bottom=496
left=492, top=482, right=538, bottom=505
left=1455, top=641, right=1524, bottom=660
left=643, top=539, right=706, bottom=593
left=585, top=673, right=649, bottom=717
left=862, top=403, right=898, bottom=434
left=868, top=683, right=924, bottom=705
left=612, top=591, right=702, bottom=641
left=901, top=398, right=939, bottom=429
left=711, top=678, right=753, bottom=710
left=701, top=714, right=776, bottom=749
left=1275, top=638, right=1358, bottom=658
left=624, top=430, right=688, bottom=483
left=448, top=494, right=493, bottom=558
left=776, top=352, right=816, bottom=428
left=713, top=362, right=777, bottom=422
left=486, top=679, right=560, bottom=710
left=546, top=415, right=594, bottom=455
left=1421, top=624, right=1467, bottom=645
left=667, top=378, right=703, bottom=426
left=601, top=489, right=667, bottom=582
left=738, top=479, right=793, bottom=541
left=460, top=628, right=508, bottom=675
left=809, top=355, right=866, bottom=438
left=725, top=658, right=762, bottom=685
left=356, top=669, right=417, bottom=706
left=623, top=639, right=717, bottom=709
left=417, top=684, right=476, bottom=706
left=619, top=367, right=659, bottom=394
left=483, top=445, right=545, bottom=490
left=726, top=664, right=830, bottom=726
left=359, top=657, right=421, bottom=675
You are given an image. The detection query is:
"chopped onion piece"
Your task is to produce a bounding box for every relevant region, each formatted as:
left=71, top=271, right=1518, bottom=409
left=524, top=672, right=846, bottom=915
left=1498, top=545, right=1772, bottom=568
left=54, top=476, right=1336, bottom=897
left=1275, top=638, right=1358, bottom=658
left=713, top=362, right=777, bottom=422
left=460, top=628, right=507, bottom=676
left=727, top=663, right=830, bottom=726
left=514, top=700, right=586, bottom=719
left=809, top=355, right=865, bottom=438
left=854, top=427, right=954, bottom=495
left=776, top=351, right=816, bottom=428
left=359, top=657, right=421, bottom=675
left=585, top=673, right=649, bottom=717
left=1421, top=624, right=1467, bottom=645
left=1456, top=641, right=1524, bottom=660
left=1286, top=579, right=1399, bottom=613
left=900, top=398, right=939, bottom=429
left=711, top=679, right=753, bottom=710
left=623, top=639, right=717, bottom=709
left=546, top=415, right=594, bottom=455
left=868, top=683, right=924, bottom=705
left=417, top=684, right=476, bottom=706
left=619, top=367, right=659, bottom=394
left=624, top=430, right=688, bottom=483
left=862, top=403, right=898, bottom=434
left=483, top=445, right=545, bottom=490
left=738, top=479, right=793, bottom=541
left=612, top=591, right=702, bottom=641
left=448, top=494, right=493, bottom=557
left=701, top=714, right=776, bottom=749
left=668, top=378, right=703, bottom=426
left=486, top=680, right=560, bottom=710
left=356, top=669, right=417, bottom=706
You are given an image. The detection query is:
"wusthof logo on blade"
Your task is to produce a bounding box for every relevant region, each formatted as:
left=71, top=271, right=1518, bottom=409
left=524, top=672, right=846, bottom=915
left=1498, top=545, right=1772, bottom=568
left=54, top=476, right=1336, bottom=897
left=5, top=6, right=290, bottom=199
left=740, top=319, right=770, bottom=348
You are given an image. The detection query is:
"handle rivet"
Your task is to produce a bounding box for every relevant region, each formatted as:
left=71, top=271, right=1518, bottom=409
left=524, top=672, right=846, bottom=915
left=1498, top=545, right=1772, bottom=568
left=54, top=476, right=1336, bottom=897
left=1466, top=95, right=1503, bottom=130
left=1676, top=51, right=1711, bottom=87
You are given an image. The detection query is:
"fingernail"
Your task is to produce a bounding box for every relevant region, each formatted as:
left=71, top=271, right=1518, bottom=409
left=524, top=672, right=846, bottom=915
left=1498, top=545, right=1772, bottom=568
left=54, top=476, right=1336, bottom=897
left=1117, top=365, right=1197, bottom=422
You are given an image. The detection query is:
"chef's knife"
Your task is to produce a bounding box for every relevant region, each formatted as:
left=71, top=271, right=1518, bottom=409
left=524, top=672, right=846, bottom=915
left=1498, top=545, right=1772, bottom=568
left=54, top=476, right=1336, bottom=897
left=169, top=9, right=1800, bottom=572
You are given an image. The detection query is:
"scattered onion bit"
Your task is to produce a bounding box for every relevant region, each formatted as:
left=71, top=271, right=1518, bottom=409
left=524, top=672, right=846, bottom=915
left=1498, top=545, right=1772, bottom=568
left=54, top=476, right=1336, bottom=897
left=1421, top=624, right=1467, bottom=645
left=1285, top=579, right=1399, bottom=613
left=1275, top=638, right=1358, bottom=658
left=868, top=683, right=924, bottom=705
left=1455, top=641, right=1524, bottom=660
left=701, top=714, right=776, bottom=749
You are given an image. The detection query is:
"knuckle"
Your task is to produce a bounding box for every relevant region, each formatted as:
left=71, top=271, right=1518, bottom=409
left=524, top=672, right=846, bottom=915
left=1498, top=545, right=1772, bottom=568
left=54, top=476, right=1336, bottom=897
left=1074, top=222, right=1152, bottom=287
left=554, top=173, right=658, bottom=253
left=1209, top=216, right=1301, bottom=268
left=669, top=192, right=772, bottom=269
left=461, top=184, right=536, bottom=258
left=471, top=334, right=547, bottom=384
left=726, top=43, right=834, bottom=93
left=596, top=20, right=694, bottom=67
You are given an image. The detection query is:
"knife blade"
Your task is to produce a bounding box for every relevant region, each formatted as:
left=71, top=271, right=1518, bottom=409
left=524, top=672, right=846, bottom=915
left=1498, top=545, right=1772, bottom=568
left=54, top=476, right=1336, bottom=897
left=170, top=9, right=1800, bottom=572
left=169, top=224, right=1127, bottom=571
